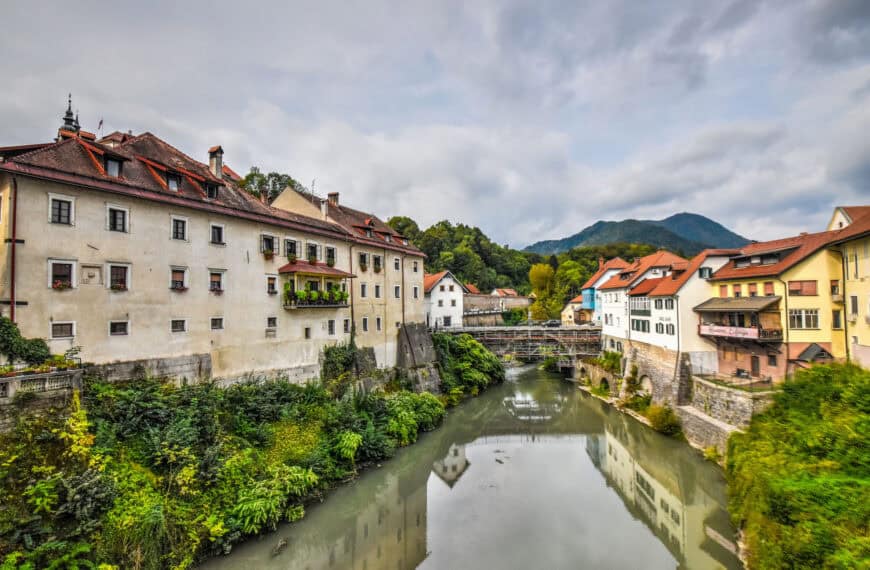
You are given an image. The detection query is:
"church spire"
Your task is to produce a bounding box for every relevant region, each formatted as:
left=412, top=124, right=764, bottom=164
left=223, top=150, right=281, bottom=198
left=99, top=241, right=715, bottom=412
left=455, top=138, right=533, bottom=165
left=60, top=93, right=79, bottom=133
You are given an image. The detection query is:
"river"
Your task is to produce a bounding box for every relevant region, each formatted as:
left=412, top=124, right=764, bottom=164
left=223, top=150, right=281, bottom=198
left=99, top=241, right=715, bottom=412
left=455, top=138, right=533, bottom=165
left=201, top=366, right=742, bottom=570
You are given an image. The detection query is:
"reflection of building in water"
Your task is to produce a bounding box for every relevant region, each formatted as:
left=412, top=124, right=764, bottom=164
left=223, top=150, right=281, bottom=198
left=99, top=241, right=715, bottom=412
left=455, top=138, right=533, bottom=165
left=282, top=470, right=429, bottom=570
left=586, top=430, right=740, bottom=570
left=502, top=391, right=565, bottom=423
left=432, top=443, right=470, bottom=488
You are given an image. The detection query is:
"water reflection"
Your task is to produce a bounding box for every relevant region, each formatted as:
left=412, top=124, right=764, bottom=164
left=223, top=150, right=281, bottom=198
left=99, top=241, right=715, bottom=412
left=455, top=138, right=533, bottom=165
left=201, top=368, right=741, bottom=570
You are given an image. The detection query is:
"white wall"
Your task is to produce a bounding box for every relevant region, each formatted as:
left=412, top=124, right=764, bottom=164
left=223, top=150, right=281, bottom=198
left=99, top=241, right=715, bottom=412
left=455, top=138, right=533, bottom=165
left=426, top=274, right=464, bottom=328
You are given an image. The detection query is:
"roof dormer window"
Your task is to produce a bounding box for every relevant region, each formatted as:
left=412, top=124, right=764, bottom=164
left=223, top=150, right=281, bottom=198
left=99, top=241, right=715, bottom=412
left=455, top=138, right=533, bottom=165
left=206, top=183, right=219, bottom=199
left=166, top=173, right=181, bottom=192
left=385, top=234, right=392, bottom=243
left=105, top=158, right=121, bottom=178
left=365, top=229, right=373, bottom=238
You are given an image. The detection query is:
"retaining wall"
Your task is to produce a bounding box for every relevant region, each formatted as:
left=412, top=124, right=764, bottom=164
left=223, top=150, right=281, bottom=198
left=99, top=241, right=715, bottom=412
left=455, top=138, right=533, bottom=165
left=690, top=376, right=775, bottom=428
left=85, top=354, right=212, bottom=384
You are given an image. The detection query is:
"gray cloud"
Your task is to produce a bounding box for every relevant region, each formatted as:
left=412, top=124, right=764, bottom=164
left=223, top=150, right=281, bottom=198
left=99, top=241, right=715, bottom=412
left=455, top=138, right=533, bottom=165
left=1, top=0, right=869, bottom=248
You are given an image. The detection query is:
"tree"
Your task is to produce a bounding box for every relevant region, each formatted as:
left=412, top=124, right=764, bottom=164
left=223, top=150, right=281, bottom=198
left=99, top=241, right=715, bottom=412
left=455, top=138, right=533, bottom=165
left=238, top=167, right=302, bottom=203
left=386, top=216, right=421, bottom=243
left=528, top=264, right=562, bottom=319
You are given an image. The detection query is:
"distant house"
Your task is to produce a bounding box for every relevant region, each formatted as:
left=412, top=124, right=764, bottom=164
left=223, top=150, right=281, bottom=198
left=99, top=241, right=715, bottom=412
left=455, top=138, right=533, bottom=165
left=570, top=257, right=629, bottom=326
left=491, top=288, right=519, bottom=297
left=424, top=271, right=467, bottom=328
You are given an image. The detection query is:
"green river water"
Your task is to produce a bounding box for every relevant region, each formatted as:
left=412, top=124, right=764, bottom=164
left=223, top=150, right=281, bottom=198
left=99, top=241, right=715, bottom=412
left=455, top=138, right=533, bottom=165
left=201, top=366, right=742, bottom=570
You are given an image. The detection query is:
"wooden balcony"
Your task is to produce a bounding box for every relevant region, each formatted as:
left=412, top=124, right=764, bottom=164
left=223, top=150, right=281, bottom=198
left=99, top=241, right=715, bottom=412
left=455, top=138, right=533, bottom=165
left=698, top=324, right=783, bottom=342
left=283, top=299, right=349, bottom=310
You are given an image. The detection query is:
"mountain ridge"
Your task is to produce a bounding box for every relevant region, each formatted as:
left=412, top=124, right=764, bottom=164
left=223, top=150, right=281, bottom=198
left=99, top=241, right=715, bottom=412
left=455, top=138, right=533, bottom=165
left=523, top=212, right=749, bottom=255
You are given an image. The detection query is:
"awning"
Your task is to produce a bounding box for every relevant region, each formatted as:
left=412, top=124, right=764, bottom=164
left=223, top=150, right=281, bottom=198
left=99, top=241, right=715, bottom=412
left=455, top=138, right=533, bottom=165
left=796, top=343, right=833, bottom=362
left=693, top=296, right=781, bottom=312
left=277, top=260, right=355, bottom=278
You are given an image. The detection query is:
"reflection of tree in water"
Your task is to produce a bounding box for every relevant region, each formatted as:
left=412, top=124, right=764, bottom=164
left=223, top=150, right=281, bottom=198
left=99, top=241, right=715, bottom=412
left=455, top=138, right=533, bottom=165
left=586, top=407, right=743, bottom=570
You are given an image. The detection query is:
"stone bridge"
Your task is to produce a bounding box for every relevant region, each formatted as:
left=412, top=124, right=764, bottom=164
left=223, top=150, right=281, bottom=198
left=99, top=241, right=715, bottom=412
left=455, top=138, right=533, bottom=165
left=440, top=326, right=601, bottom=360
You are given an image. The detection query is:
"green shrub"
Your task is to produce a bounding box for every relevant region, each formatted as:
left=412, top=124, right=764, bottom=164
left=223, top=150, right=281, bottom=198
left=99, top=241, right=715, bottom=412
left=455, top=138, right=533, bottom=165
left=646, top=405, right=681, bottom=436
left=703, top=446, right=721, bottom=463
left=433, top=333, right=504, bottom=400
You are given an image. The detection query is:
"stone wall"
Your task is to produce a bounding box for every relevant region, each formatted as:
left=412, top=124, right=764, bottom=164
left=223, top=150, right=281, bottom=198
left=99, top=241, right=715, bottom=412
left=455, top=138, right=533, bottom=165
left=396, top=323, right=442, bottom=393
left=676, top=405, right=738, bottom=456
left=576, top=361, right=621, bottom=397
left=622, top=340, right=691, bottom=406
left=85, top=354, right=212, bottom=384
left=0, top=370, right=84, bottom=432
left=463, top=313, right=504, bottom=327
left=690, top=376, right=775, bottom=428
left=214, top=363, right=320, bottom=387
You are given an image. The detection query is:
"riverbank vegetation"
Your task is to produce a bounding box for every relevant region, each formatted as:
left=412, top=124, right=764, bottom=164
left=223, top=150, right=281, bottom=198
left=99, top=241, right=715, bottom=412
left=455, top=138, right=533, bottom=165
left=727, top=364, right=869, bottom=569
left=433, top=332, right=506, bottom=404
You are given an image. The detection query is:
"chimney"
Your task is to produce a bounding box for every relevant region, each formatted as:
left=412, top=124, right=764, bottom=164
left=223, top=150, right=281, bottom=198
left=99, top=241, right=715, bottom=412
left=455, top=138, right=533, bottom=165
left=208, top=145, right=224, bottom=178
left=598, top=256, right=605, bottom=269
left=328, top=192, right=339, bottom=206
left=320, top=199, right=329, bottom=220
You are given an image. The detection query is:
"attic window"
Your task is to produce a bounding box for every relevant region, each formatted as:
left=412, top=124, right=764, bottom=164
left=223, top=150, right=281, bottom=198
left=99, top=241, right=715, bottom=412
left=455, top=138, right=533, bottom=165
left=735, top=258, right=750, bottom=268
left=105, top=158, right=121, bottom=178
left=698, top=267, right=712, bottom=279
left=365, top=229, right=373, bottom=238
left=761, top=253, right=779, bottom=265
left=206, top=183, right=219, bottom=199
left=385, top=234, right=392, bottom=243
left=750, top=255, right=761, bottom=265
left=166, top=173, right=181, bottom=191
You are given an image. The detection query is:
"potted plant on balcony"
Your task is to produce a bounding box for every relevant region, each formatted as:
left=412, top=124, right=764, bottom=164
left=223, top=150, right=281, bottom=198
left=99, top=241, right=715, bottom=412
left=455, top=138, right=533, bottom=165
left=308, top=254, right=318, bottom=265
left=327, top=257, right=335, bottom=268
left=373, top=263, right=382, bottom=274
left=110, top=283, right=127, bottom=292
left=287, top=253, right=297, bottom=264
left=263, top=249, right=274, bottom=260
left=309, top=291, right=320, bottom=304
left=52, top=280, right=72, bottom=290
left=359, top=262, right=368, bottom=272
left=296, top=290, right=309, bottom=305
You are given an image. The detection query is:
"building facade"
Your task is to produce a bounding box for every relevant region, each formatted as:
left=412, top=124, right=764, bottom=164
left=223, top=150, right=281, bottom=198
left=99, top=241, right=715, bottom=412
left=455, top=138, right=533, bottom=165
left=827, top=207, right=870, bottom=367
left=423, top=270, right=467, bottom=328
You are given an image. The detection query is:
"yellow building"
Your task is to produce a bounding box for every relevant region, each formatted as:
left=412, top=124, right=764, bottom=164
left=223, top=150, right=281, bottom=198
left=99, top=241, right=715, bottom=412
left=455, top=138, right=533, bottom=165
left=828, top=207, right=870, bottom=367
left=693, top=231, right=846, bottom=383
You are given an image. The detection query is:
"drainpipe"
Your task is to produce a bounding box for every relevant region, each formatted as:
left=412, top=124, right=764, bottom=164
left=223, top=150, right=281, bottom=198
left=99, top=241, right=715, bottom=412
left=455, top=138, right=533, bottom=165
left=673, top=295, right=682, bottom=403
left=834, top=246, right=850, bottom=362
left=776, top=277, right=790, bottom=378
left=10, top=176, right=18, bottom=323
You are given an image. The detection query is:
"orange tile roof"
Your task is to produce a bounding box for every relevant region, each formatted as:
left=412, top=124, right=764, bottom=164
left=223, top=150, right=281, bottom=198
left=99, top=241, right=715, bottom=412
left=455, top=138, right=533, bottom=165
left=423, top=271, right=449, bottom=293
left=830, top=208, right=870, bottom=244
left=628, top=276, right=665, bottom=296
left=580, top=257, right=629, bottom=290
left=842, top=206, right=870, bottom=223
left=648, top=249, right=740, bottom=297
left=569, top=293, right=584, bottom=303
left=466, top=283, right=480, bottom=294
left=277, top=259, right=355, bottom=278
left=493, top=288, right=519, bottom=296
left=711, top=231, right=839, bottom=280
left=597, top=251, right=686, bottom=290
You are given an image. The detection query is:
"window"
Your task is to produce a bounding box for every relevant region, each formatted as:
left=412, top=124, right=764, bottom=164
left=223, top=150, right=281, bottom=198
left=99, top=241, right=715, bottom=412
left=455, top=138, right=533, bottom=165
left=267, top=276, right=277, bottom=294
left=359, top=252, right=369, bottom=268
left=304, top=327, right=311, bottom=339
left=50, top=260, right=74, bottom=289
left=109, top=264, right=129, bottom=290
left=442, top=316, right=451, bottom=327
left=831, top=280, right=840, bottom=295
left=210, top=224, right=225, bottom=244
left=768, top=354, right=777, bottom=367
left=170, top=268, right=187, bottom=290
left=285, top=239, right=298, bottom=257
left=394, top=257, right=400, bottom=271
left=325, top=247, right=336, bottom=265
left=171, top=319, right=186, bottom=333
left=656, top=323, right=664, bottom=333
left=50, top=196, right=73, bottom=225
left=375, top=284, right=381, bottom=298
left=205, top=183, right=219, bottom=199
left=413, top=261, right=418, bottom=273
left=665, top=299, right=674, bottom=310
left=108, top=207, right=127, bottom=232
left=788, top=309, right=819, bottom=329
left=105, top=158, right=121, bottom=178
left=376, top=317, right=382, bottom=331
left=211, top=317, right=224, bottom=330
left=394, top=285, right=401, bottom=299
left=832, top=310, right=842, bottom=329
left=413, top=286, right=419, bottom=299
left=451, top=299, right=457, bottom=307
left=307, top=242, right=319, bottom=261
left=261, top=234, right=276, bottom=254
left=719, top=285, right=728, bottom=298
left=764, top=281, right=774, bottom=296
left=654, top=299, right=663, bottom=309
left=698, top=267, right=712, bottom=279
left=166, top=173, right=181, bottom=191
left=449, top=285, right=454, bottom=292
left=373, top=255, right=382, bottom=272
left=439, top=285, right=445, bottom=292
left=788, top=280, right=818, bottom=296
left=51, top=322, right=75, bottom=338
left=267, top=317, right=277, bottom=328
left=362, top=317, right=369, bottom=332
left=328, top=319, right=335, bottom=336
left=666, top=324, right=675, bottom=335
left=748, top=283, right=757, bottom=297
left=733, top=284, right=742, bottom=298
left=109, top=321, right=129, bottom=336
left=209, top=271, right=223, bottom=292
left=438, top=300, right=443, bottom=307
left=171, top=217, right=187, bottom=240
left=361, top=283, right=368, bottom=298
left=343, top=318, right=351, bottom=333
left=850, top=295, right=858, bottom=315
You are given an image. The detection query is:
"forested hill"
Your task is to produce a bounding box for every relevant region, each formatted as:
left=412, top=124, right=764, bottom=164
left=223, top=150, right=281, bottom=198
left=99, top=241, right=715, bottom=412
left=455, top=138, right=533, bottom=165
left=523, top=212, right=749, bottom=255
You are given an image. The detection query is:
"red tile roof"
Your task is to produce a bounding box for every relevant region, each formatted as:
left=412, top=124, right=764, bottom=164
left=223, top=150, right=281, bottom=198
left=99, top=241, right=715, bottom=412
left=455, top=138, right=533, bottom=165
left=710, top=231, right=838, bottom=280
left=277, top=260, right=355, bottom=278
left=580, top=257, right=629, bottom=290
left=830, top=208, right=870, bottom=244
left=493, top=288, right=519, bottom=297
left=466, top=283, right=480, bottom=294
left=842, top=206, right=870, bottom=223
left=628, top=277, right=665, bottom=296
left=0, top=131, right=350, bottom=240
left=569, top=293, right=584, bottom=303
left=423, top=271, right=449, bottom=293
left=648, top=249, right=740, bottom=297
left=597, top=251, right=686, bottom=290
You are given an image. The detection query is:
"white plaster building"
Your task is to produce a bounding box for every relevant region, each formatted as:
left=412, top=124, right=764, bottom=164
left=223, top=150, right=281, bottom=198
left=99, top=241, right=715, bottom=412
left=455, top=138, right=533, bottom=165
left=423, top=270, right=467, bottom=328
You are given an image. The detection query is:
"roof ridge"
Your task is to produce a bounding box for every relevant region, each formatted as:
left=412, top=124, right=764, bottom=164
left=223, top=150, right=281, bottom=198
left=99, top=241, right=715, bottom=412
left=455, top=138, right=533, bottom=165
left=125, top=132, right=219, bottom=181
left=11, top=137, right=75, bottom=163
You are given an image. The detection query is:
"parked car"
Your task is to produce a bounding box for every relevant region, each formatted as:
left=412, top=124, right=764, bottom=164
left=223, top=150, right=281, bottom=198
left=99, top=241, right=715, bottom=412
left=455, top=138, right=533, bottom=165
left=542, top=320, right=561, bottom=328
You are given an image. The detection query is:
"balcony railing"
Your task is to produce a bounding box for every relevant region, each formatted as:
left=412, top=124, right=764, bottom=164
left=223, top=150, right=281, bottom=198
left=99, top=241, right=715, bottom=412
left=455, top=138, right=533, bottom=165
left=283, top=297, right=349, bottom=310
left=699, top=324, right=783, bottom=341
left=831, top=293, right=844, bottom=303
left=630, top=308, right=651, bottom=316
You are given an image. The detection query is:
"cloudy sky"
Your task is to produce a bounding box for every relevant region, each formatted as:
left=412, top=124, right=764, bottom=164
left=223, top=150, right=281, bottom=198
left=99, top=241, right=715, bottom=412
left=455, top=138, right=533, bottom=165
left=2, top=1, right=869, bottom=247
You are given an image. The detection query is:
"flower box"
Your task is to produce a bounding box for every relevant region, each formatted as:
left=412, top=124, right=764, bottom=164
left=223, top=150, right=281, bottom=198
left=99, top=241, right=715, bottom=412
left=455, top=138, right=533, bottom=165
left=110, top=284, right=128, bottom=292
left=52, top=280, right=72, bottom=290
left=263, top=250, right=275, bottom=260
left=210, top=288, right=224, bottom=295
left=170, top=286, right=188, bottom=292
